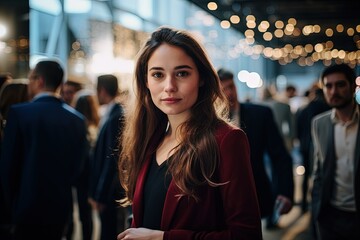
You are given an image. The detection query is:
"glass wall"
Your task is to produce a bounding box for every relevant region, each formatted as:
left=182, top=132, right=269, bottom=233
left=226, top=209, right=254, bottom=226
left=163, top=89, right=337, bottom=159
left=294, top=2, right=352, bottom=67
left=29, top=0, right=270, bottom=100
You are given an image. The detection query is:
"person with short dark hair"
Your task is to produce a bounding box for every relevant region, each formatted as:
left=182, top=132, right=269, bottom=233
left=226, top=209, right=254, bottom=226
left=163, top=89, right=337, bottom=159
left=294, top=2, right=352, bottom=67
left=218, top=67, right=294, bottom=229
left=60, top=80, right=83, bottom=105
left=89, top=74, right=127, bottom=240
left=311, top=63, right=360, bottom=239
left=0, top=59, right=88, bottom=240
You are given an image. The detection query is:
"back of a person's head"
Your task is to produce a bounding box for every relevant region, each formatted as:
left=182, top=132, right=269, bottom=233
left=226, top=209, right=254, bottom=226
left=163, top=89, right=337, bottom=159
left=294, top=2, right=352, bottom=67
left=75, top=94, right=100, bottom=126
left=65, top=80, right=82, bottom=91
left=34, top=60, right=64, bottom=91
left=286, top=85, right=296, bottom=92
left=321, top=63, right=356, bottom=85
left=97, top=74, right=119, bottom=97
left=0, top=79, right=29, bottom=120
left=217, top=68, right=234, bottom=81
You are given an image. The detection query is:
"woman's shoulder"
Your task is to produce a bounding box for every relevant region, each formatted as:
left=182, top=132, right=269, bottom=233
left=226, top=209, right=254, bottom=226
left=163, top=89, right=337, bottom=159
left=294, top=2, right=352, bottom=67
left=215, top=121, right=246, bottom=141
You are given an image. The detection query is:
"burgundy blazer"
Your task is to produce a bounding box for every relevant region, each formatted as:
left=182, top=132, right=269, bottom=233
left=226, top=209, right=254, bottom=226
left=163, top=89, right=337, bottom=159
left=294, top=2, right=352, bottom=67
left=132, top=122, right=262, bottom=240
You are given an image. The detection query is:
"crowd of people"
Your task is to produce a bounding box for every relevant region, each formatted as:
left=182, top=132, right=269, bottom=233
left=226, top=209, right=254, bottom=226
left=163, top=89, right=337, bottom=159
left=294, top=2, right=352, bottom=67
left=0, top=26, right=359, bottom=240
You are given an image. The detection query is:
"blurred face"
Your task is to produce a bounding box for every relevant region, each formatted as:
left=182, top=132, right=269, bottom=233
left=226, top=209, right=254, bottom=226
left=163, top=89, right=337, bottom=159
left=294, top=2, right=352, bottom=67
left=61, top=84, right=77, bottom=105
left=219, top=78, right=238, bottom=111
left=147, top=43, right=201, bottom=120
left=27, top=70, right=40, bottom=99
left=323, top=72, right=355, bottom=109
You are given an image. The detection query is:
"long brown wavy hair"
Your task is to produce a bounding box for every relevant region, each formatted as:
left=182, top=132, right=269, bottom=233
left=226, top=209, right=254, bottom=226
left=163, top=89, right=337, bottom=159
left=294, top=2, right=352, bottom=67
left=118, top=26, right=229, bottom=205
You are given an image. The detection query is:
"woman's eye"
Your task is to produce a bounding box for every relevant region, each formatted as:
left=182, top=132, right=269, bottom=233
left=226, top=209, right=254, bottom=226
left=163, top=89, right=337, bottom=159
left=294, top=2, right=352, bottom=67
left=176, top=71, right=189, bottom=77
left=152, top=72, right=163, bottom=78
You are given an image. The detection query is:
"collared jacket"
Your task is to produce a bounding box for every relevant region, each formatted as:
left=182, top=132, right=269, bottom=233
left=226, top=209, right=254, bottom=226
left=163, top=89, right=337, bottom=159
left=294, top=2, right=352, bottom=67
left=0, top=96, right=88, bottom=224
left=132, top=122, right=262, bottom=240
left=311, top=107, right=360, bottom=220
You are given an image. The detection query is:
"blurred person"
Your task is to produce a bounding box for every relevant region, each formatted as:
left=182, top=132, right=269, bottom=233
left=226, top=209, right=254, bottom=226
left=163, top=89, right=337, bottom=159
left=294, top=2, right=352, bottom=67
left=0, top=60, right=88, bottom=240
left=218, top=68, right=294, bottom=229
left=66, top=90, right=101, bottom=240
left=0, top=79, right=29, bottom=141
left=285, top=85, right=297, bottom=99
left=311, top=63, right=360, bottom=239
left=296, top=84, right=331, bottom=214
left=261, top=85, right=295, bottom=152
left=117, top=27, right=262, bottom=240
left=277, top=84, right=300, bottom=113
left=89, top=74, right=127, bottom=240
left=61, top=80, right=83, bottom=105
left=0, top=78, right=29, bottom=240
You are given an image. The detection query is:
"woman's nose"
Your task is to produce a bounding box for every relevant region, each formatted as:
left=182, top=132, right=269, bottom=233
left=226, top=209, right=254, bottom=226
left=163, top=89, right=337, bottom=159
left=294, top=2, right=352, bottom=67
left=164, top=76, right=177, bottom=92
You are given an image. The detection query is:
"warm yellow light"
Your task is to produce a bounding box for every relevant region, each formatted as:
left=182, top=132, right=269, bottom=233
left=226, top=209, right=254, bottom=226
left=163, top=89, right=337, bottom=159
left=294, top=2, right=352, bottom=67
left=230, top=15, right=240, bottom=24
left=302, top=25, right=312, bottom=35
left=336, top=24, right=344, bottom=33
left=288, top=18, right=297, bottom=26
left=347, top=28, right=355, bottom=36
left=313, top=25, right=321, bottom=33
left=293, top=28, right=301, bottom=36
left=305, top=44, right=313, bottom=53
left=275, top=20, right=284, bottom=29
left=325, top=28, right=334, bottom=37
left=244, top=29, right=255, bottom=38
left=220, top=20, right=231, bottom=29
left=207, top=2, right=217, bottom=10
left=296, top=166, right=305, bottom=175
left=263, top=32, right=273, bottom=41
left=338, top=50, right=346, bottom=59
left=285, top=24, right=294, bottom=32
left=315, top=43, right=324, bottom=52
left=246, top=21, right=256, bottom=29
left=246, top=15, right=256, bottom=22
left=274, top=29, right=284, bottom=38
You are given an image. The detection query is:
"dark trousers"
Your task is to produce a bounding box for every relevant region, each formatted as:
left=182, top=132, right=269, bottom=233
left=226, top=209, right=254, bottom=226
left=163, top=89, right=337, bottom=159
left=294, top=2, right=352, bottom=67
left=317, top=205, right=360, bottom=240
left=99, top=201, right=128, bottom=240
left=12, top=224, right=66, bottom=240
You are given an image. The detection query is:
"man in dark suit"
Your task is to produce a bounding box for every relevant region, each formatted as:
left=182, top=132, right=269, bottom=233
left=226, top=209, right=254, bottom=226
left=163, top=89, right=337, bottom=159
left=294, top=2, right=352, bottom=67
left=218, top=68, right=294, bottom=228
left=0, top=60, right=88, bottom=240
left=296, top=85, right=330, bottom=213
left=311, top=63, right=360, bottom=239
left=89, top=74, right=126, bottom=240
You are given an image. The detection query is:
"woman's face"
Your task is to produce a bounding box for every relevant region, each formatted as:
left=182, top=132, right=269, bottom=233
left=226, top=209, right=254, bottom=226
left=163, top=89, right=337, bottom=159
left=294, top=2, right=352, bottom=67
left=147, top=43, right=201, bottom=120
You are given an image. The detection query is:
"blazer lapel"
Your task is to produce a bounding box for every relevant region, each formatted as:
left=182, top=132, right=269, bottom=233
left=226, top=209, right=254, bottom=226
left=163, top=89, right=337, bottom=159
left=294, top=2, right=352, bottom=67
left=132, top=156, right=151, bottom=227
left=160, top=181, right=181, bottom=230
left=322, top=119, right=336, bottom=201
left=354, top=111, right=360, bottom=173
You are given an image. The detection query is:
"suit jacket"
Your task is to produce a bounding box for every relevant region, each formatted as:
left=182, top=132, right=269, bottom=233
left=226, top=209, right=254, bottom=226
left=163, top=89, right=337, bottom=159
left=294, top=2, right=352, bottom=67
left=0, top=96, right=87, bottom=224
left=311, top=108, right=360, bottom=220
left=262, top=100, right=295, bottom=151
left=132, top=122, right=262, bottom=240
left=296, top=97, right=330, bottom=170
left=91, top=103, right=124, bottom=204
left=238, top=103, right=294, bottom=217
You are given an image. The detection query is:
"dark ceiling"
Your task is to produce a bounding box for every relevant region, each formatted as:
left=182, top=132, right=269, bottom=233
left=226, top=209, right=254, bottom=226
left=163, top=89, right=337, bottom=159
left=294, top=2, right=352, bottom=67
left=186, top=0, right=360, bottom=53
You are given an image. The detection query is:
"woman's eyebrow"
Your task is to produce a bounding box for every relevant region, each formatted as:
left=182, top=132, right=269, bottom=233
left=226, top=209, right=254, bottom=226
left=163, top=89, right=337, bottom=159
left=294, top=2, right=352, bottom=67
left=175, top=65, right=193, bottom=70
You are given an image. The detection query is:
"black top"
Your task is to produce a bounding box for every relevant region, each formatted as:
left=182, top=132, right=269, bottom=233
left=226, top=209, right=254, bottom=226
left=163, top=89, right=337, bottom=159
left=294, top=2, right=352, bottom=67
left=142, top=155, right=172, bottom=229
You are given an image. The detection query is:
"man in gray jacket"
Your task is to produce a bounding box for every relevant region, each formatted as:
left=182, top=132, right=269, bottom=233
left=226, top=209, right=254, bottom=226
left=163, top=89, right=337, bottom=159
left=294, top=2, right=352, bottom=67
left=311, top=63, right=360, bottom=239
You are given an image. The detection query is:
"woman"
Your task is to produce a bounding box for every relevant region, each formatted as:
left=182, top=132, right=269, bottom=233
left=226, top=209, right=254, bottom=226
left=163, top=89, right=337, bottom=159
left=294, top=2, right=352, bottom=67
left=117, top=27, right=262, bottom=240
left=68, top=90, right=100, bottom=240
